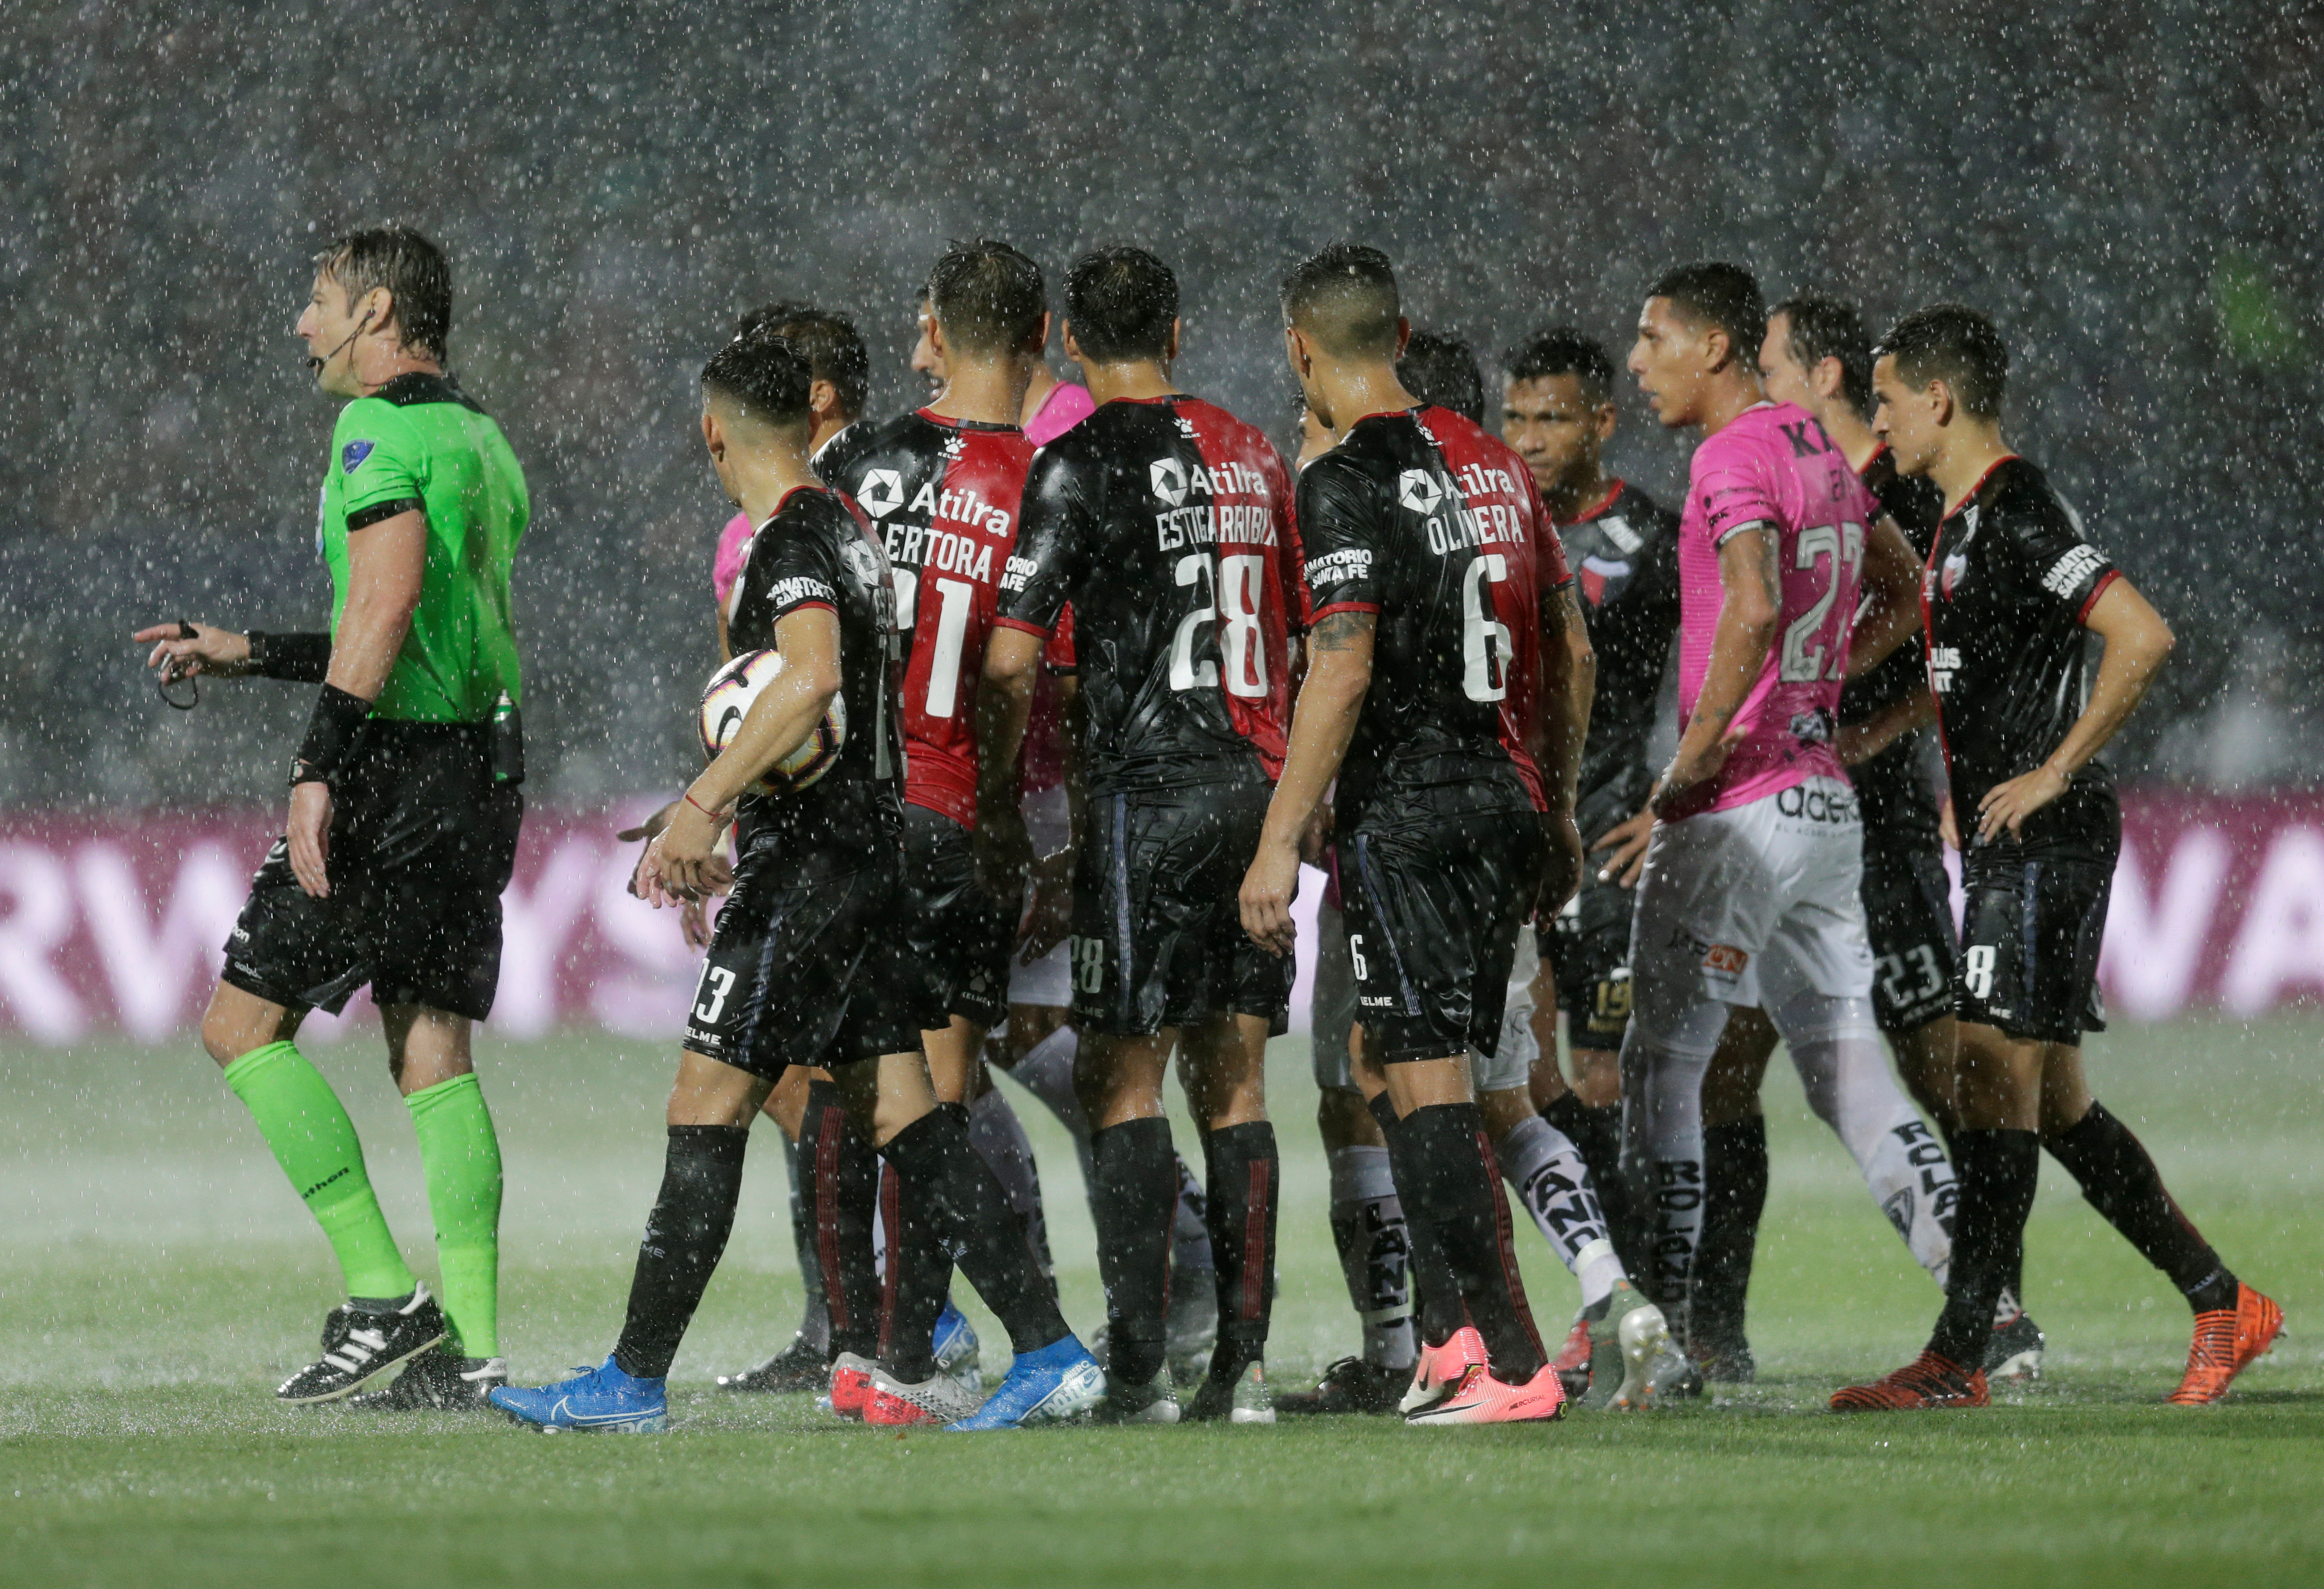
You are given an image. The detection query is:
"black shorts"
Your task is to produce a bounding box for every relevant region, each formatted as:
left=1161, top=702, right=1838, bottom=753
left=684, top=838, right=922, bottom=1079
left=1956, top=849, right=2111, bottom=1045
left=1546, top=871, right=1635, bottom=1052
left=222, top=723, right=521, bottom=1021
left=1069, top=782, right=1290, bottom=1037
left=904, top=806, right=1012, bottom=1031
left=1338, top=802, right=1546, bottom=1064
left=1860, top=834, right=1960, bottom=1034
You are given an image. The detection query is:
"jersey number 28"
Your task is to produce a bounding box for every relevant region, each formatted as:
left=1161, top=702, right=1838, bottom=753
left=1169, top=552, right=1268, bottom=699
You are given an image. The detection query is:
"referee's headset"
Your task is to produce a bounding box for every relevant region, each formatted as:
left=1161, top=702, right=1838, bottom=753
left=305, top=304, right=378, bottom=376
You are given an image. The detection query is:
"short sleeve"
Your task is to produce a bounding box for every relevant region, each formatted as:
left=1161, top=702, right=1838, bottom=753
left=1524, top=469, right=1572, bottom=593
left=333, top=402, right=426, bottom=528
left=1296, top=455, right=1386, bottom=618
left=1269, top=448, right=1313, bottom=632
left=1998, top=492, right=2119, bottom=623
left=1044, top=605, right=1078, bottom=673
left=997, top=444, right=1092, bottom=637
left=1691, top=439, right=1780, bottom=549
left=734, top=519, right=841, bottom=638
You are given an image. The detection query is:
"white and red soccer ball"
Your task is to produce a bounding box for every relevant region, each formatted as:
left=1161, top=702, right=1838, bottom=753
left=697, top=648, right=845, bottom=793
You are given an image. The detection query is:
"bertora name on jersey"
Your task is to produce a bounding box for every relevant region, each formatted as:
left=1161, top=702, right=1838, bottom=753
left=884, top=522, right=999, bottom=585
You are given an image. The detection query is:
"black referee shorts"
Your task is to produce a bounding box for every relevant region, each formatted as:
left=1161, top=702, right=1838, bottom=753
left=1956, top=847, right=2111, bottom=1045
left=903, top=804, right=1012, bottom=1032
left=1338, top=802, right=1546, bottom=1064
left=683, top=839, right=923, bottom=1080
left=1068, top=781, right=1290, bottom=1037
left=222, top=722, right=521, bottom=1021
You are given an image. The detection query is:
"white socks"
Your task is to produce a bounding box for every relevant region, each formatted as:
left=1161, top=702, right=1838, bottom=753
left=1327, top=1145, right=1414, bottom=1370
left=1497, top=1114, right=1624, bottom=1308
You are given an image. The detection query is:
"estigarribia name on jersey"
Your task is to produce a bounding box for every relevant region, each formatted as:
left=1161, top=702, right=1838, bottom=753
left=827, top=410, right=1033, bottom=827
left=1923, top=455, right=2121, bottom=855
left=1298, top=405, right=1571, bottom=824
left=726, top=485, right=907, bottom=870
left=997, top=395, right=1307, bottom=790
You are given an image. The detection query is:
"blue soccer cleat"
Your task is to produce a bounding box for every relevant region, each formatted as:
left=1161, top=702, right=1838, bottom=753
left=933, top=1297, right=981, bottom=1390
left=488, top=1355, right=669, bottom=1433
left=944, top=1336, right=1105, bottom=1431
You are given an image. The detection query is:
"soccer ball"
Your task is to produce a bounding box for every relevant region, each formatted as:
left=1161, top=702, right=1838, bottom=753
left=697, top=648, right=846, bottom=793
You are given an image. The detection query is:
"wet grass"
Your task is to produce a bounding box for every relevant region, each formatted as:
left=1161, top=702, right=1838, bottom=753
left=3, top=1014, right=2320, bottom=1587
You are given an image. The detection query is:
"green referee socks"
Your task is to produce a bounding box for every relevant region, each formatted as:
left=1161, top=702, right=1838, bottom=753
left=406, top=1073, right=504, bottom=1358
left=223, top=1041, right=417, bottom=1303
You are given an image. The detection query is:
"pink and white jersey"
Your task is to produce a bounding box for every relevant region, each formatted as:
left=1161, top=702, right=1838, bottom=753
left=1667, top=401, right=1877, bottom=820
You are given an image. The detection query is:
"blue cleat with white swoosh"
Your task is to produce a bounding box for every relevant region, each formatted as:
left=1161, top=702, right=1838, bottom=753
left=489, top=1356, right=668, bottom=1433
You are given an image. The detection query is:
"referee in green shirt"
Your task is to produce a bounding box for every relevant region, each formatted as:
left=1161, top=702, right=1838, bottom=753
left=137, top=227, right=526, bottom=1408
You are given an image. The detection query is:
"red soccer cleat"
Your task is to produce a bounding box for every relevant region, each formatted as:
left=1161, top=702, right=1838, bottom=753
left=1406, top=1360, right=1569, bottom=1425
left=827, top=1353, right=876, bottom=1421
left=2168, top=1284, right=2284, bottom=1405
left=1829, top=1350, right=1989, bottom=1412
left=1398, top=1326, right=1488, bottom=1416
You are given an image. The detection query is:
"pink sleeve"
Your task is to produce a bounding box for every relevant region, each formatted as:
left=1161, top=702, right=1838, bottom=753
left=1024, top=382, right=1097, bottom=447
left=711, top=513, right=754, bottom=608
left=1691, top=428, right=1781, bottom=548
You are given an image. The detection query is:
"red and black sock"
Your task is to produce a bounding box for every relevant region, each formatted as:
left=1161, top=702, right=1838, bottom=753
left=803, top=1078, right=880, bottom=1361
left=878, top=1103, right=1069, bottom=1357
left=1692, top=1116, right=1769, bottom=1352
left=1371, top=1090, right=1464, bottom=1347
left=1199, top=1121, right=1278, bottom=1359
left=1089, top=1117, right=1177, bottom=1385
left=612, top=1124, right=749, bottom=1380
left=1928, top=1128, right=2040, bottom=1368
left=2045, top=1101, right=2237, bottom=1313
left=1399, top=1101, right=1546, bottom=1383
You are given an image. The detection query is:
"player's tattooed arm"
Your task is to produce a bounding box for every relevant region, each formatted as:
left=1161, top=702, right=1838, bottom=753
left=1242, top=608, right=1374, bottom=954
left=1653, top=522, right=1781, bottom=817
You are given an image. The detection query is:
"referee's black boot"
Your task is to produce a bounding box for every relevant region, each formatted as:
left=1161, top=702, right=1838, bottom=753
left=276, top=1284, right=450, bottom=1404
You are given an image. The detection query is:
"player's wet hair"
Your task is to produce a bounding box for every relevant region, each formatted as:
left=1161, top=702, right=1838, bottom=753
left=1502, top=326, right=1615, bottom=405
left=701, top=328, right=814, bottom=429
left=1772, top=294, right=1874, bottom=416
left=927, top=239, right=1048, bottom=357
left=1877, top=305, right=2008, bottom=420
left=1648, top=261, right=1766, bottom=372
left=1280, top=244, right=1400, bottom=360
left=1397, top=330, right=1485, bottom=424
left=314, top=225, right=451, bottom=360
left=1064, top=246, right=1179, bottom=365
left=738, top=303, right=871, bottom=420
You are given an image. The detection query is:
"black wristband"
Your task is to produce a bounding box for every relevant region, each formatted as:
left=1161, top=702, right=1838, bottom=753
left=247, top=631, right=333, bottom=683
left=291, top=684, right=372, bottom=787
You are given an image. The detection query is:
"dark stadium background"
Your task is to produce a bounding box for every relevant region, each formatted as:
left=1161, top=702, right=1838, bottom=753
left=3, top=0, right=2316, bottom=809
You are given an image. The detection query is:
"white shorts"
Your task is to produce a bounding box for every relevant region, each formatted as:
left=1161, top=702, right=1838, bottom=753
left=1467, top=925, right=1540, bottom=1094
left=1628, top=777, right=1874, bottom=1025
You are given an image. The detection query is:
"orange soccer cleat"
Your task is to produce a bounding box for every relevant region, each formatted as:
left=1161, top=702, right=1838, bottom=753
left=826, top=1353, right=877, bottom=1421
left=1406, top=1359, right=1569, bottom=1425
left=1829, top=1350, right=1989, bottom=1412
left=2168, top=1284, right=2283, bottom=1405
left=1398, top=1326, right=1488, bottom=1416
left=1552, top=1312, right=1595, bottom=1399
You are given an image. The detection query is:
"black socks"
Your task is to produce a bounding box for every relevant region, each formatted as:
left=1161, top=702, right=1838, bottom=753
left=1397, top=1102, right=1546, bottom=1384
left=1928, top=1128, right=2040, bottom=1368
left=613, top=1125, right=750, bottom=1380
left=802, top=1078, right=880, bottom=1361
left=2046, top=1101, right=2237, bottom=1313
left=780, top=1132, right=830, bottom=1353
left=880, top=1105, right=1069, bottom=1358
left=1089, top=1117, right=1178, bottom=1385
left=1692, top=1116, right=1770, bottom=1353
left=1371, top=1090, right=1465, bottom=1348
left=1200, top=1121, right=1279, bottom=1353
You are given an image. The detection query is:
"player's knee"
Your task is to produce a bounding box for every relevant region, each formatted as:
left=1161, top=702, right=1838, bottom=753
left=199, top=987, right=285, bottom=1067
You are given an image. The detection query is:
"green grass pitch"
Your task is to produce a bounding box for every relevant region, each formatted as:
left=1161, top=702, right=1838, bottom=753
left=4, top=1013, right=2320, bottom=1586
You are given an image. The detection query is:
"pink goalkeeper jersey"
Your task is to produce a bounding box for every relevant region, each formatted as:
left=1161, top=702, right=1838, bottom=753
left=713, top=512, right=754, bottom=618
left=1024, top=380, right=1095, bottom=446
left=1667, top=401, right=1878, bottom=820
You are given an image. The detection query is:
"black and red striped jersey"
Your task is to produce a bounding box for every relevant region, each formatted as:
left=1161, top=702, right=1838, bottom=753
left=1298, top=406, right=1572, bottom=822
left=826, top=410, right=1034, bottom=827
left=998, top=395, right=1308, bottom=791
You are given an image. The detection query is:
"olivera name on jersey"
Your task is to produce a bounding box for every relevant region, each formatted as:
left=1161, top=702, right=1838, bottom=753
left=1397, top=466, right=1529, bottom=559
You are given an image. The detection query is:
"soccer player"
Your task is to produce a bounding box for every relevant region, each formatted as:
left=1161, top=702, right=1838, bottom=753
left=819, top=240, right=1064, bottom=1423
left=1674, top=296, right=2028, bottom=1383
left=1500, top=328, right=1685, bottom=1344
left=491, top=330, right=1100, bottom=1433
left=1616, top=263, right=1929, bottom=1352
left=135, top=227, right=523, bottom=1408
left=984, top=244, right=1305, bottom=1424
left=1243, top=244, right=1589, bottom=1425
left=1833, top=306, right=2281, bottom=1410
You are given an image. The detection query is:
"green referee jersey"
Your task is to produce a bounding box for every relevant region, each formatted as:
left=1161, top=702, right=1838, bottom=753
left=318, top=372, right=527, bottom=724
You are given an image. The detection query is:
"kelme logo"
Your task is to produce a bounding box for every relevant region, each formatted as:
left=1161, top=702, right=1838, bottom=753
left=341, top=439, right=375, bottom=473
